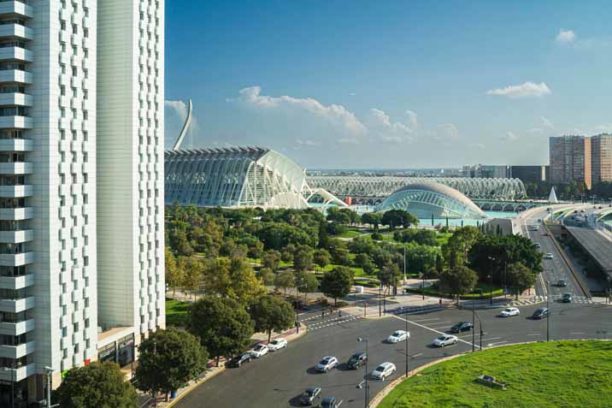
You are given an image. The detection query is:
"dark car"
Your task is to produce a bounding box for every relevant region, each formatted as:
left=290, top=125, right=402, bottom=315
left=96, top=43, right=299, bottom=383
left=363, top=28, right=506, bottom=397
left=531, top=308, right=550, bottom=319
left=346, top=352, right=367, bottom=369
left=299, top=387, right=321, bottom=406
left=556, top=279, right=568, bottom=287
left=562, top=293, right=572, bottom=303
left=450, top=321, right=473, bottom=333
left=321, top=396, right=339, bottom=408
left=227, top=353, right=252, bottom=368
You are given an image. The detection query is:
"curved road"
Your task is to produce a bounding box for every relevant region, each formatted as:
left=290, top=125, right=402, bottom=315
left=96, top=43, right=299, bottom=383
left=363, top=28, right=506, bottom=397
left=176, top=302, right=610, bottom=408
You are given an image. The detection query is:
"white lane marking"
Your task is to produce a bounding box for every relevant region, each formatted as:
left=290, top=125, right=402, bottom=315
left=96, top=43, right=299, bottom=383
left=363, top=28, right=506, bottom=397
left=484, top=337, right=502, bottom=342
left=411, top=353, right=423, bottom=358
left=527, top=333, right=541, bottom=336
left=488, top=341, right=508, bottom=346
left=411, top=318, right=440, bottom=323
left=392, top=315, right=475, bottom=348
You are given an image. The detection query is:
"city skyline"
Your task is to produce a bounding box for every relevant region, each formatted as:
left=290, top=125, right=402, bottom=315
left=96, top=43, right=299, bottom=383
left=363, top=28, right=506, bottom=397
left=165, top=0, right=612, bottom=168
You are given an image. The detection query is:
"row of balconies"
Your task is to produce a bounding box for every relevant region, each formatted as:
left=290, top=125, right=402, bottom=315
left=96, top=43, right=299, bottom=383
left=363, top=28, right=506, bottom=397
left=0, top=92, right=32, bottom=107
left=0, top=161, right=31, bottom=174
left=0, top=362, right=35, bottom=382
left=0, top=138, right=31, bottom=151
left=0, top=340, right=35, bottom=359
left=0, top=228, right=32, bottom=243
left=0, top=317, right=33, bottom=336
left=0, top=2, right=33, bottom=20
left=0, top=46, right=32, bottom=63
left=0, top=69, right=31, bottom=84
left=0, top=23, right=32, bottom=41
left=0, top=250, right=33, bottom=266
left=0, top=272, right=32, bottom=290
left=0, top=294, right=33, bottom=312
left=0, top=184, right=32, bottom=197
left=0, top=207, right=32, bottom=220
left=0, top=115, right=31, bottom=129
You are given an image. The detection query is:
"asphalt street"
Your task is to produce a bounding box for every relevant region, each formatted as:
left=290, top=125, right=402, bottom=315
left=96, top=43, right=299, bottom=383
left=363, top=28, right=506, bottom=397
left=176, top=302, right=611, bottom=408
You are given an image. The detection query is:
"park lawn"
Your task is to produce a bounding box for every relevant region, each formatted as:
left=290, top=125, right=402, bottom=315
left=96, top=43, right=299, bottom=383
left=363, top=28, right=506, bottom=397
left=335, top=228, right=363, bottom=238
left=166, top=298, right=191, bottom=327
left=380, top=340, right=612, bottom=408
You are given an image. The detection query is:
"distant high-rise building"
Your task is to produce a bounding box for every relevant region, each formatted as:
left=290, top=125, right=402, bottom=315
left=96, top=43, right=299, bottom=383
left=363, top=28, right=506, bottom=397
left=462, top=164, right=509, bottom=178
left=549, top=136, right=592, bottom=189
left=591, top=134, right=612, bottom=185
left=509, top=165, right=549, bottom=183
left=0, top=0, right=164, bottom=404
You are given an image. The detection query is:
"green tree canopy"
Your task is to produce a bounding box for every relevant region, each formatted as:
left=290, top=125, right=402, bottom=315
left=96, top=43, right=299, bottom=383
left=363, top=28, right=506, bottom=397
left=507, top=262, right=536, bottom=299
left=377, top=263, right=401, bottom=294
left=313, top=248, right=331, bottom=268
left=295, top=270, right=319, bottom=298
left=262, top=250, right=281, bottom=272
left=381, top=209, right=419, bottom=229
left=249, top=295, right=296, bottom=342
left=135, top=329, right=207, bottom=398
left=188, top=297, right=254, bottom=365
left=293, top=245, right=314, bottom=271
left=361, top=212, right=383, bottom=230
left=274, top=270, right=296, bottom=294
left=320, top=266, right=353, bottom=305
left=56, top=362, right=137, bottom=408
left=438, top=265, right=478, bottom=303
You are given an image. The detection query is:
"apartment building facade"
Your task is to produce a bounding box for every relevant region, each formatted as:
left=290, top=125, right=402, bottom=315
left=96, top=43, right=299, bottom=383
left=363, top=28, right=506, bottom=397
left=0, top=1, right=164, bottom=406
left=591, top=134, right=612, bottom=184
left=549, top=135, right=592, bottom=190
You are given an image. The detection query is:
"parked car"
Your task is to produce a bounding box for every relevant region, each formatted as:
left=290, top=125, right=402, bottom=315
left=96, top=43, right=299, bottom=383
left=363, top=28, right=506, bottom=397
left=386, top=330, right=408, bottom=343
left=268, top=338, right=287, bottom=351
left=321, top=396, right=340, bottom=408
left=534, top=243, right=541, bottom=249
left=371, top=362, right=397, bottom=380
left=346, top=352, right=367, bottom=369
left=227, top=352, right=253, bottom=368
left=249, top=343, right=269, bottom=358
left=531, top=307, right=550, bottom=319
left=299, top=387, right=321, bottom=406
left=433, top=334, right=458, bottom=347
left=556, top=279, right=568, bottom=287
left=562, top=293, right=572, bottom=303
left=543, top=253, right=554, bottom=259
left=450, top=321, right=473, bottom=333
left=499, top=307, right=520, bottom=317
left=315, top=356, right=339, bottom=372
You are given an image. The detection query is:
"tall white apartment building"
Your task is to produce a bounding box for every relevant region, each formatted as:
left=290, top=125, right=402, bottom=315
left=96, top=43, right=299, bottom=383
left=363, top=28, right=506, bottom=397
left=0, top=1, right=164, bottom=406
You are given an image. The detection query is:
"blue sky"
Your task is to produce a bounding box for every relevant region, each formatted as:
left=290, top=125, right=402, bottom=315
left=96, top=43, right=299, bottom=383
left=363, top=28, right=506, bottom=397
left=165, top=0, right=612, bottom=168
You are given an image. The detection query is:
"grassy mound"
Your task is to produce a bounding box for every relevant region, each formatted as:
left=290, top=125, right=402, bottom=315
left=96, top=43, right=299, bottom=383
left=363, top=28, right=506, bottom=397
left=379, top=340, right=611, bottom=408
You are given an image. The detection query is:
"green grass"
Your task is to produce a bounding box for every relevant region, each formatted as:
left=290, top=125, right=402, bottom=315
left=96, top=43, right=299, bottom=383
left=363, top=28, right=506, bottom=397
left=335, top=228, right=363, bottom=238
left=166, top=298, right=191, bottom=327
left=380, top=340, right=612, bottom=408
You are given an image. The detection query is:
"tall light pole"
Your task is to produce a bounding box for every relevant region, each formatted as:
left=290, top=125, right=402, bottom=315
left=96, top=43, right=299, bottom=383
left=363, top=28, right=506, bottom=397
left=403, top=246, right=407, bottom=283
left=357, top=337, right=369, bottom=408
left=404, top=318, right=410, bottom=378
left=546, top=280, right=550, bottom=342
left=44, top=366, right=54, bottom=408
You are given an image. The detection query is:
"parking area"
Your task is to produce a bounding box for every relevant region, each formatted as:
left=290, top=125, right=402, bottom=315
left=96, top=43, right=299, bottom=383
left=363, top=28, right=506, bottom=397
left=176, top=303, right=611, bottom=408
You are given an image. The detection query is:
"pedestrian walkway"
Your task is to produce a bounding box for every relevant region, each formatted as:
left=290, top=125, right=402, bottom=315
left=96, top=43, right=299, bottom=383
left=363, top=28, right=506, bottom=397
left=508, top=295, right=592, bottom=306
left=304, top=313, right=364, bottom=331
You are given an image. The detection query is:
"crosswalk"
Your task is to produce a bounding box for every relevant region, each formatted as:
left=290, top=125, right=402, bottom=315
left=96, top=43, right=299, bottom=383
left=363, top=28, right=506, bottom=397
left=509, top=295, right=592, bottom=306
left=301, top=313, right=363, bottom=332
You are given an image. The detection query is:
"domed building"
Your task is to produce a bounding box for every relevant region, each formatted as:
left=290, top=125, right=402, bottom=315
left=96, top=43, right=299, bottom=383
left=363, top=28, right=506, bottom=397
left=377, top=182, right=486, bottom=219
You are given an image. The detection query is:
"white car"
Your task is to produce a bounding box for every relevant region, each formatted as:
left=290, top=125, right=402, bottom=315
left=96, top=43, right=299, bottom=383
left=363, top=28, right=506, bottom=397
left=371, top=362, right=397, bottom=380
left=249, top=343, right=269, bottom=358
left=268, top=338, right=287, bottom=351
left=499, top=307, right=520, bottom=317
left=432, top=334, right=458, bottom=347
left=315, top=356, right=339, bottom=372
left=543, top=253, right=554, bottom=259
left=386, top=330, right=408, bottom=344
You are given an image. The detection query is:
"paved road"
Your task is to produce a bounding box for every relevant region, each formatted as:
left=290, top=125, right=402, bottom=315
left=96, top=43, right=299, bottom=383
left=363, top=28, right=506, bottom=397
left=520, top=207, right=589, bottom=299
left=176, top=303, right=611, bottom=408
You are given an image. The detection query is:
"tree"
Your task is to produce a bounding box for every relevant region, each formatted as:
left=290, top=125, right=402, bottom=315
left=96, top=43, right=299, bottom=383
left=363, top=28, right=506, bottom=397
left=56, top=362, right=137, bottom=408
left=361, top=212, right=382, bottom=230
left=507, top=262, right=536, bottom=299
left=274, top=270, right=295, bottom=294
left=381, top=209, right=419, bottom=229
left=438, top=266, right=478, bottom=303
left=293, top=245, right=314, bottom=271
left=443, top=226, right=481, bottom=268
left=377, top=263, right=401, bottom=295
left=262, top=250, right=281, bottom=272
left=259, top=267, right=275, bottom=286
left=165, top=247, right=184, bottom=295
left=313, top=248, right=331, bottom=269
left=249, top=295, right=296, bottom=342
left=188, top=297, right=254, bottom=366
left=318, top=220, right=330, bottom=249
left=135, top=329, right=207, bottom=401
left=179, top=256, right=204, bottom=299
left=320, top=266, right=353, bottom=305
left=295, top=270, right=319, bottom=298
left=228, top=257, right=266, bottom=303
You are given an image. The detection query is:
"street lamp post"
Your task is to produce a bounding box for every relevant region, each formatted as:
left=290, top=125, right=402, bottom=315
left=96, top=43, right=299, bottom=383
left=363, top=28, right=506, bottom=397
left=378, top=286, right=382, bottom=317
left=403, top=246, right=407, bottom=283
left=404, top=318, right=410, bottom=378
left=472, top=301, right=476, bottom=352
left=546, top=280, right=550, bottom=342
left=357, top=337, right=369, bottom=408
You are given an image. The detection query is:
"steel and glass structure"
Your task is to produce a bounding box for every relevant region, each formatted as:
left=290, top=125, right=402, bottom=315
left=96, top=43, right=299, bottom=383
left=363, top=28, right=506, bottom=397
left=377, top=182, right=487, bottom=219
left=165, top=147, right=313, bottom=208
left=307, top=175, right=527, bottom=201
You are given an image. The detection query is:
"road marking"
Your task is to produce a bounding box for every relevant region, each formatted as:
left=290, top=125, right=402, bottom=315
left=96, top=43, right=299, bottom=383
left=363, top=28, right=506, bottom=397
left=411, top=318, right=440, bottom=323
left=484, top=337, right=502, bottom=342
left=527, top=333, right=541, bottom=336
left=411, top=352, right=423, bottom=358
left=488, top=341, right=508, bottom=346
left=391, top=315, right=475, bottom=348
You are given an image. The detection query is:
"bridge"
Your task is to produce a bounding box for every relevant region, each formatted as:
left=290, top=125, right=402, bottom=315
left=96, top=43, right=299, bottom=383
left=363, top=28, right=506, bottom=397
left=306, top=175, right=527, bottom=202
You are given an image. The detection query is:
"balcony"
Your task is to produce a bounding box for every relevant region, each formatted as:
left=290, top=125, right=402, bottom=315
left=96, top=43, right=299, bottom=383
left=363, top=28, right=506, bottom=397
left=0, top=340, right=35, bottom=359
left=0, top=362, right=35, bottom=382
left=0, top=2, right=33, bottom=19
left=0, top=115, right=32, bottom=129
left=0, top=185, right=33, bottom=197
left=0, top=251, right=33, bottom=266
left=0, top=273, right=33, bottom=289
left=0, top=295, right=34, bottom=312
left=0, top=162, right=32, bottom=174
left=0, top=207, right=33, bottom=220
left=0, top=318, right=34, bottom=336
left=0, top=229, right=33, bottom=243
left=0, top=92, right=32, bottom=107
left=0, top=69, right=32, bottom=85
left=0, top=46, right=33, bottom=63
left=0, top=23, right=33, bottom=41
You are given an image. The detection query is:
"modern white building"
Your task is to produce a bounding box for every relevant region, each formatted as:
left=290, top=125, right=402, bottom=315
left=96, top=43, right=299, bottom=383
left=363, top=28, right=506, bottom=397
left=0, top=1, right=164, bottom=406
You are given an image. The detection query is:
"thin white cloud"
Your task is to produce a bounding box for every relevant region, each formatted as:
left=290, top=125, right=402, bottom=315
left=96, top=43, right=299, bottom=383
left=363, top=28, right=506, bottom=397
left=434, top=123, right=460, bottom=141
left=235, top=86, right=367, bottom=136
left=500, top=131, right=519, bottom=142
left=367, top=108, right=418, bottom=143
left=295, top=139, right=321, bottom=147
left=486, top=82, right=551, bottom=98
left=540, top=116, right=554, bottom=129
left=556, top=29, right=576, bottom=44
